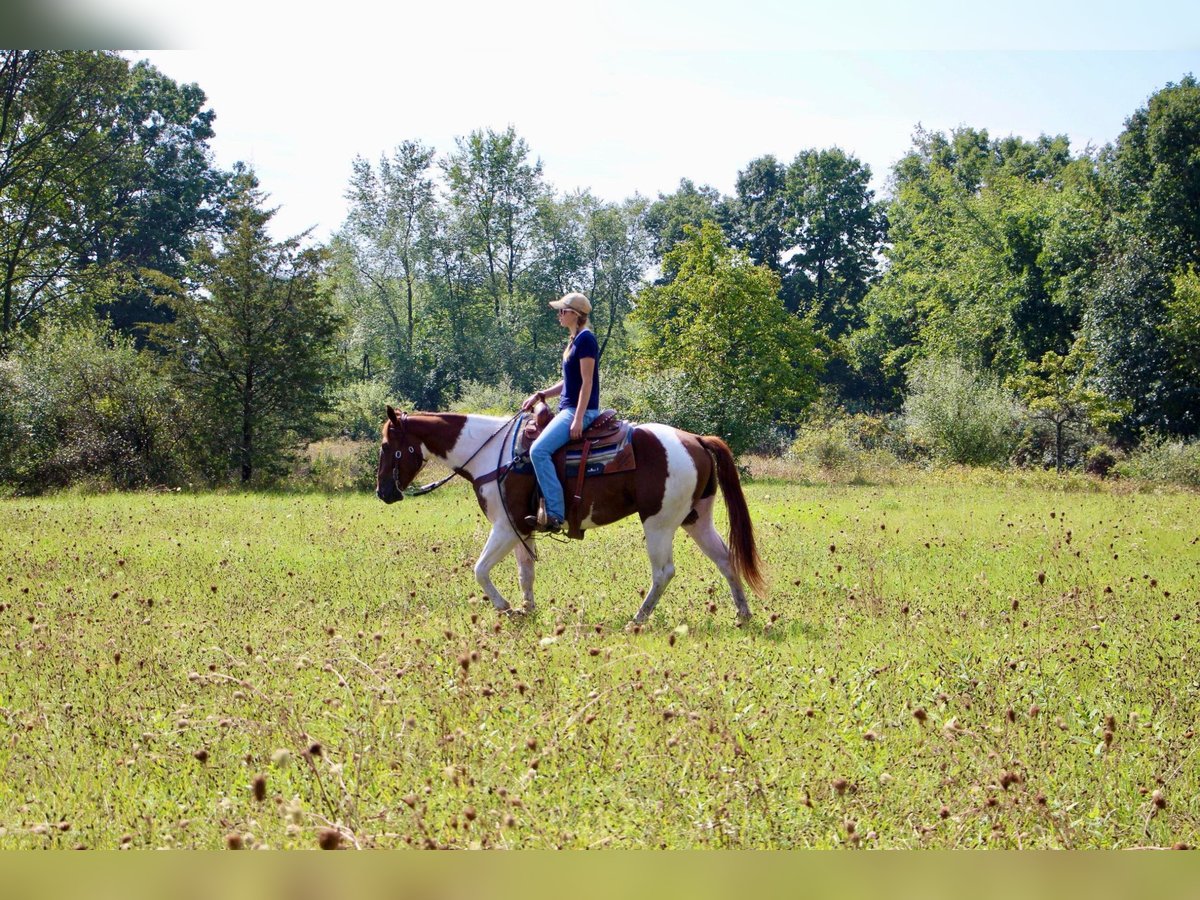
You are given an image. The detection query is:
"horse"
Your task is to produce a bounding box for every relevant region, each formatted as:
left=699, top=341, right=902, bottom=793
left=376, top=406, right=765, bottom=624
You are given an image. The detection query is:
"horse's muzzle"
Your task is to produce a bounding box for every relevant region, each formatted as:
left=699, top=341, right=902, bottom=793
left=377, top=484, right=404, bottom=504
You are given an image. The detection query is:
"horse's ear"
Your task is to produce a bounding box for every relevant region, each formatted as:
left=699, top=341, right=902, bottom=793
left=386, top=405, right=398, bottom=424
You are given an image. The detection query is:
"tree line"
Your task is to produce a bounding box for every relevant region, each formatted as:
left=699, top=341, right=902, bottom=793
left=1, top=50, right=1197, bottom=491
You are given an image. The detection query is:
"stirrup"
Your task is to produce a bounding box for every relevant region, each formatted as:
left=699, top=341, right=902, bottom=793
left=524, top=513, right=563, bottom=533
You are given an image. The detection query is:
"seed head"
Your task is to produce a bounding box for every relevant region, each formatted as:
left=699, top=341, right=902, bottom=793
left=832, top=777, right=849, bottom=796
left=307, top=742, right=322, bottom=758
left=463, top=805, right=477, bottom=822
left=1152, top=790, right=1166, bottom=810
left=193, top=749, right=209, bottom=764
left=1037, top=572, right=1045, bottom=586
left=224, top=833, right=243, bottom=850
left=913, top=707, right=928, bottom=724
left=252, top=773, right=267, bottom=802
left=317, top=828, right=342, bottom=850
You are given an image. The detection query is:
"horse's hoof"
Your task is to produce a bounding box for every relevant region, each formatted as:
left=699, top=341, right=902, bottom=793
left=521, top=600, right=536, bottom=614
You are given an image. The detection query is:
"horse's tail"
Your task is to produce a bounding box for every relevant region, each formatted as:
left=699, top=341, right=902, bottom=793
left=699, top=436, right=766, bottom=598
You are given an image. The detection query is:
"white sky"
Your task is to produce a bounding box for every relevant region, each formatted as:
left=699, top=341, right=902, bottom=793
left=115, top=0, right=1200, bottom=242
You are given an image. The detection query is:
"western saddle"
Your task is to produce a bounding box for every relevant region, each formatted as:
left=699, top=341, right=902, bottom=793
left=513, top=402, right=636, bottom=538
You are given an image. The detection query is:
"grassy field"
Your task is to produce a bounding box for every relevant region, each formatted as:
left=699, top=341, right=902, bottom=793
left=1, top=474, right=1197, bottom=849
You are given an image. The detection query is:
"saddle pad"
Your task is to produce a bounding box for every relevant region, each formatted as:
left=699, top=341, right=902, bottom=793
left=509, top=413, right=635, bottom=478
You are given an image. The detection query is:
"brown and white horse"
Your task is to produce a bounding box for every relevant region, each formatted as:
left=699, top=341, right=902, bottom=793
left=376, top=406, right=765, bottom=624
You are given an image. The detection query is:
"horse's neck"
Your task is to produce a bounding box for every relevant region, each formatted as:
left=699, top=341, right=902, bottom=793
left=425, top=413, right=513, bottom=477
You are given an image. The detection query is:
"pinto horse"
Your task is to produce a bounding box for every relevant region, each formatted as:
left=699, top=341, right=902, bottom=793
left=376, top=406, right=765, bottom=624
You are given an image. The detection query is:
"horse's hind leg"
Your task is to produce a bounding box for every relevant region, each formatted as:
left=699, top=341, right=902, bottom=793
left=682, top=496, right=752, bottom=624
left=633, top=522, right=676, bottom=624
left=474, top=524, right=520, bottom=612
left=515, top=538, right=536, bottom=614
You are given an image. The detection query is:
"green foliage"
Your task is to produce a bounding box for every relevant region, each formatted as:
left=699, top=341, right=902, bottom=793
left=153, top=172, right=342, bottom=483
left=1084, top=238, right=1198, bottom=437
left=787, top=412, right=912, bottom=473
left=1007, top=345, right=1125, bottom=472
left=631, top=223, right=822, bottom=454
left=0, top=319, right=189, bottom=491
left=903, top=357, right=1021, bottom=466
left=0, top=51, right=227, bottom=346
left=324, top=379, right=406, bottom=441
left=1109, top=74, right=1200, bottom=269
left=643, top=178, right=726, bottom=267
left=778, top=148, right=885, bottom=335
left=449, top=376, right=525, bottom=416
left=1114, top=433, right=1200, bottom=486
left=1164, top=266, right=1200, bottom=385
left=851, top=128, right=1104, bottom=411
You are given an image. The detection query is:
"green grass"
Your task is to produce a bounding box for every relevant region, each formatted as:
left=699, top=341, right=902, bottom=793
left=1, top=478, right=1198, bottom=849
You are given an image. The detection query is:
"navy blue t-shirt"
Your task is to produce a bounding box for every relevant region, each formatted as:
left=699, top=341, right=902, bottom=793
left=561, top=329, right=600, bottom=411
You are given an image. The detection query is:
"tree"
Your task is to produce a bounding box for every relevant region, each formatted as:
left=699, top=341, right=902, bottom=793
left=850, top=128, right=1102, bottom=411
left=631, top=222, right=821, bottom=453
left=0, top=52, right=227, bottom=347
left=342, top=141, right=436, bottom=354
left=154, top=172, right=341, bottom=482
left=443, top=126, right=544, bottom=317
left=1108, top=74, right=1200, bottom=269
left=643, top=178, right=727, bottom=276
left=728, top=155, right=787, bottom=274
left=1008, top=345, right=1125, bottom=472
left=1085, top=238, right=1199, bottom=438
left=1164, top=266, right=1200, bottom=388
left=780, top=148, right=885, bottom=336
left=1, top=51, right=129, bottom=345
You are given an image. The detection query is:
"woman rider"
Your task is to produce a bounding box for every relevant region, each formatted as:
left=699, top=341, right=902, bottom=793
left=520, top=292, right=601, bottom=533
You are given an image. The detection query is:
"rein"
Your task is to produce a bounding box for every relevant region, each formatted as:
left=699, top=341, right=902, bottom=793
left=397, top=411, right=522, bottom=498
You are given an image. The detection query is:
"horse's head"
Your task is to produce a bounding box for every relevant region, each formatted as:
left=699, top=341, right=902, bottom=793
left=377, top=406, right=426, bottom=504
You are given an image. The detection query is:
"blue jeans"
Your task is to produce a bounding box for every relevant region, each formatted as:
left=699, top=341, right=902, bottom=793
left=530, top=407, right=599, bottom=520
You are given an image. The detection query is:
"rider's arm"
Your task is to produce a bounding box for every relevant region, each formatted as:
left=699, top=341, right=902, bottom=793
left=570, top=359, right=595, bottom=437
left=522, top=381, right=563, bottom=411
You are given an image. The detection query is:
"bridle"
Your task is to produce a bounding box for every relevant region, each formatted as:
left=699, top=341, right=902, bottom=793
left=386, top=410, right=522, bottom=498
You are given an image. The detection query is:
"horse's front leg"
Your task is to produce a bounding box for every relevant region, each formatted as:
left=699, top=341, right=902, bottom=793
left=474, top=523, right=520, bottom=612
left=515, top=537, right=536, bottom=613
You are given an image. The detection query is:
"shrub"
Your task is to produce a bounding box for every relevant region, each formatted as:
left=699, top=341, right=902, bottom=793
left=903, top=357, right=1021, bottom=466
left=1084, top=444, right=1120, bottom=479
left=0, top=320, right=192, bottom=491
left=603, top=369, right=783, bottom=454
left=450, top=377, right=526, bottom=416
left=1115, top=434, right=1200, bottom=486
left=787, top=414, right=911, bottom=475
left=325, top=379, right=406, bottom=441
left=288, top=439, right=379, bottom=492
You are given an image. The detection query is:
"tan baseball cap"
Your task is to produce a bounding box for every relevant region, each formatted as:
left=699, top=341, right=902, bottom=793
left=549, top=292, right=591, bottom=314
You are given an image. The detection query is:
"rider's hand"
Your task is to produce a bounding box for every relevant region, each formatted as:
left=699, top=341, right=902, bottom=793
left=570, top=419, right=583, bottom=440
left=521, top=393, right=539, bottom=412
